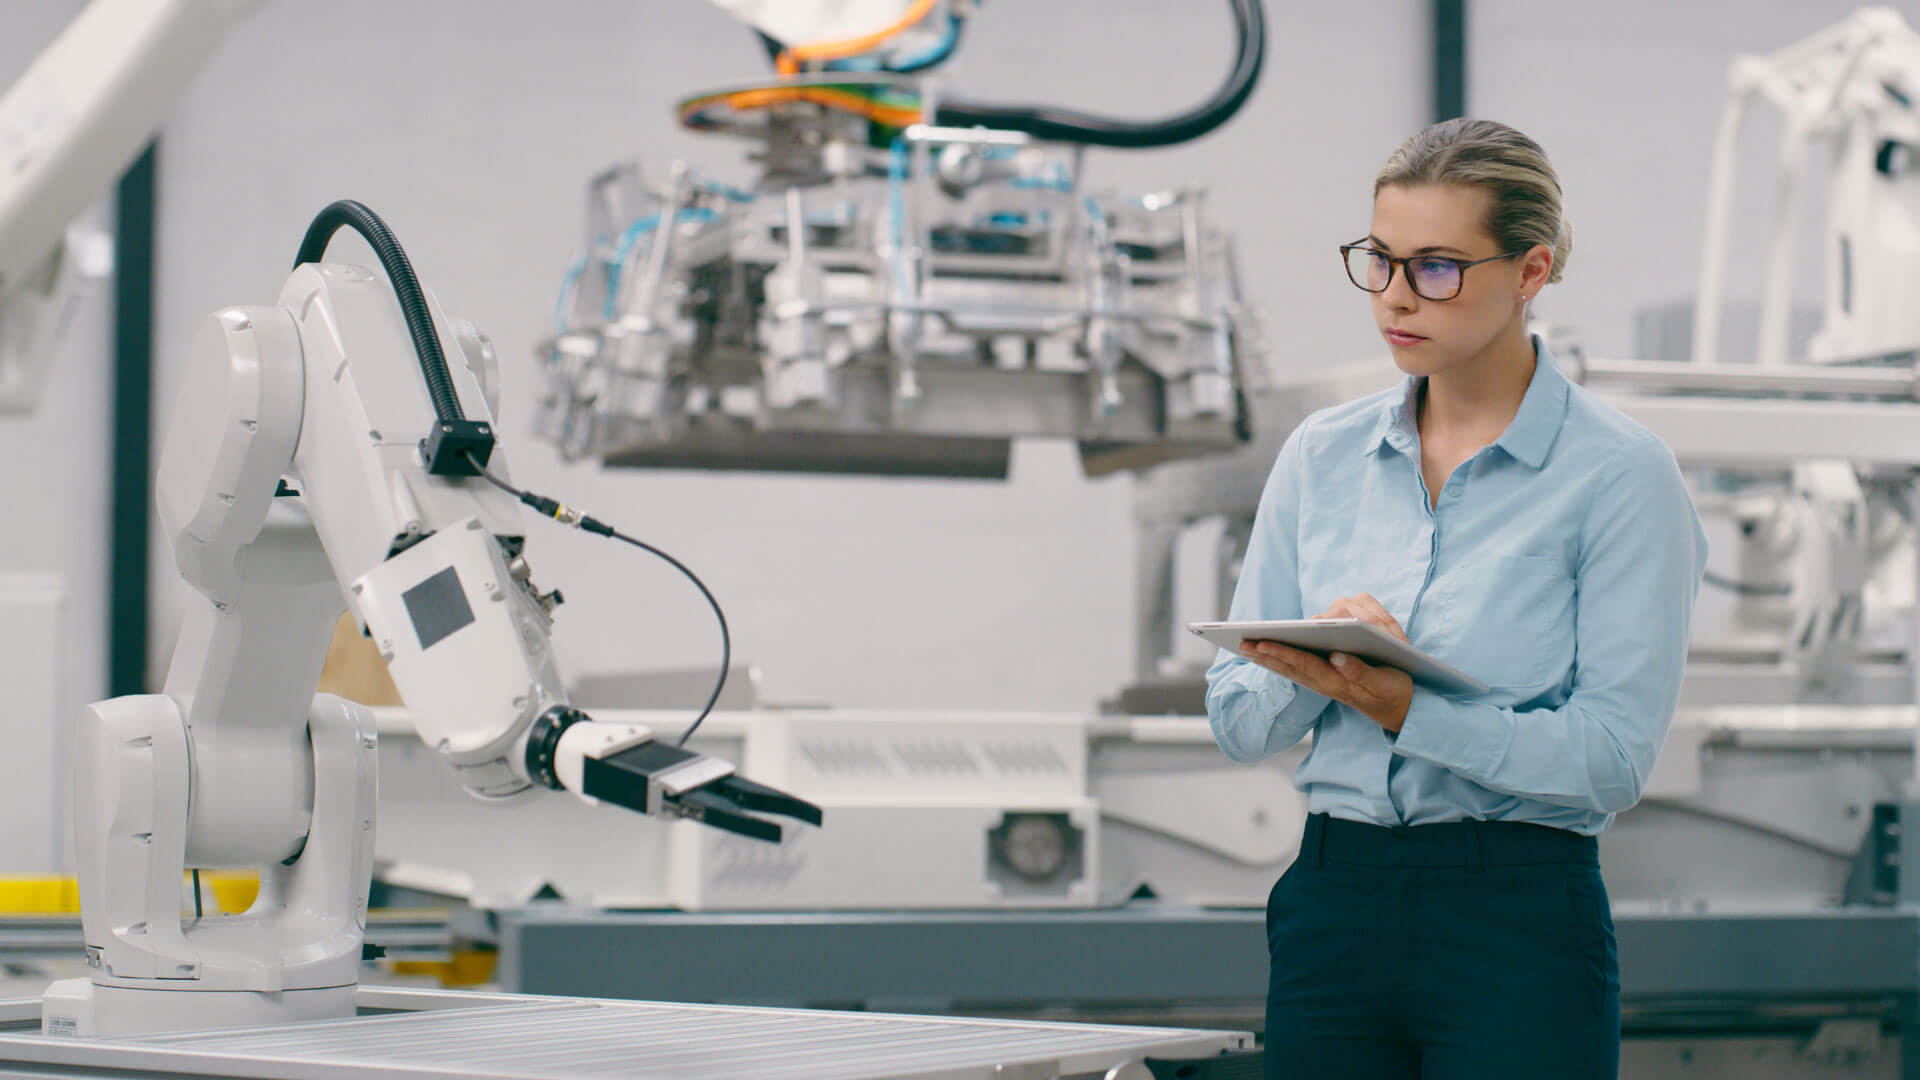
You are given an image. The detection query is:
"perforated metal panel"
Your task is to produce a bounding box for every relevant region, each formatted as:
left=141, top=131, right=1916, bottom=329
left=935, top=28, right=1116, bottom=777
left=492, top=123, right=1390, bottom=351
left=0, top=990, right=1249, bottom=1080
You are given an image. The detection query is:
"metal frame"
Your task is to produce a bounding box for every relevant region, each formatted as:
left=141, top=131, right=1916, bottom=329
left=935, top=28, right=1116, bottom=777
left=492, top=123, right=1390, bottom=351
left=497, top=905, right=1270, bottom=1012
left=110, top=142, right=156, bottom=699
left=0, top=912, right=455, bottom=966
left=1431, top=0, right=1467, bottom=123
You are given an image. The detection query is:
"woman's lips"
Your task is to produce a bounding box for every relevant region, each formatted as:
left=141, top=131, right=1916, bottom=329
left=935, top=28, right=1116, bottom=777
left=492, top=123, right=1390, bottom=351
left=1385, top=329, right=1427, bottom=346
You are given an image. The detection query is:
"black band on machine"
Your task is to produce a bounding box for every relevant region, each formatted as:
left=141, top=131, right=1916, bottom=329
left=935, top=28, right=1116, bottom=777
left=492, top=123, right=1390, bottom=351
left=523, top=705, right=588, bottom=790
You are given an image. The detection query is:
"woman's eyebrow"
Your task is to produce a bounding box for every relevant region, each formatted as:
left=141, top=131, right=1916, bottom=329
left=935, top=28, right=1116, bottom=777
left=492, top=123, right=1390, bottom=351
left=1366, top=235, right=1471, bottom=257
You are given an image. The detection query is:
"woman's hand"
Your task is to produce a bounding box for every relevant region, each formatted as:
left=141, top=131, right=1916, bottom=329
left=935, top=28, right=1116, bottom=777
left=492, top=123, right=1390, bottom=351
left=1237, top=593, right=1414, bottom=732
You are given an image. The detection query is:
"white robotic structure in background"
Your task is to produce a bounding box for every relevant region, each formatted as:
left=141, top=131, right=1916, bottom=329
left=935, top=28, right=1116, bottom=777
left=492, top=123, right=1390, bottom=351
left=1694, top=5, right=1920, bottom=369
left=0, top=0, right=261, bottom=412
left=1657, top=6, right=1920, bottom=706
left=537, top=0, right=1269, bottom=479
left=41, top=202, right=819, bottom=1039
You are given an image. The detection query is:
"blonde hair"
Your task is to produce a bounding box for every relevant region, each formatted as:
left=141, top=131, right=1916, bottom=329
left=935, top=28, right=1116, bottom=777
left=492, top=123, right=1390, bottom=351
left=1374, top=118, right=1572, bottom=285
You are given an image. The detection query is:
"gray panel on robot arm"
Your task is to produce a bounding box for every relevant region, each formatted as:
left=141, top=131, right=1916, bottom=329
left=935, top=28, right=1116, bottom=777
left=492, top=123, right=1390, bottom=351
left=352, top=518, right=562, bottom=799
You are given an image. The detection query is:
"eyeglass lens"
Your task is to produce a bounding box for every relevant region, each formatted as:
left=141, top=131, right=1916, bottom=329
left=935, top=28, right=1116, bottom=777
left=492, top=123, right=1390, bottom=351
left=1345, top=248, right=1463, bottom=300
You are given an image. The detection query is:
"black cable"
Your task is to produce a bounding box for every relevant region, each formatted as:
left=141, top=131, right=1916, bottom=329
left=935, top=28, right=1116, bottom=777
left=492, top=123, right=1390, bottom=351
left=604, top=528, right=731, bottom=748
left=191, top=869, right=203, bottom=920
left=934, top=0, right=1265, bottom=148
left=1704, top=570, right=1793, bottom=598
left=292, top=201, right=464, bottom=424
left=470, top=459, right=730, bottom=747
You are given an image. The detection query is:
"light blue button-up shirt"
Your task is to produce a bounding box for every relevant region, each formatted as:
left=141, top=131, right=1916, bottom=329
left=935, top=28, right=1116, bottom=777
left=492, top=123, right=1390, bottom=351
left=1205, top=336, right=1708, bottom=836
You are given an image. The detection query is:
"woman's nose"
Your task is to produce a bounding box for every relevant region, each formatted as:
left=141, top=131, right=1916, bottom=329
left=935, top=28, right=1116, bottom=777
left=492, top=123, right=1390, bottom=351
left=1381, top=271, right=1418, bottom=313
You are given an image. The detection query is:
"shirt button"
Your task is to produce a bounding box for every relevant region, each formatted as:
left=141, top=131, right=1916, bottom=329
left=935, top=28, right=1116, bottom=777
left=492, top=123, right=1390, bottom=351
left=1445, top=483, right=1463, bottom=496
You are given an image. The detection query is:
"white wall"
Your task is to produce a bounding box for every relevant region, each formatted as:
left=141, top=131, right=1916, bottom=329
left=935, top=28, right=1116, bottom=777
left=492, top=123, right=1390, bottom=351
left=145, top=0, right=1428, bottom=713
left=0, top=0, right=109, bottom=872
left=1470, top=0, right=1920, bottom=359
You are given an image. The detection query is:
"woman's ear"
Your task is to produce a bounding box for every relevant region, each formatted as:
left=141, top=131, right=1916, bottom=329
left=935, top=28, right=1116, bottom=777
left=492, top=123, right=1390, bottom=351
left=1518, top=242, right=1554, bottom=301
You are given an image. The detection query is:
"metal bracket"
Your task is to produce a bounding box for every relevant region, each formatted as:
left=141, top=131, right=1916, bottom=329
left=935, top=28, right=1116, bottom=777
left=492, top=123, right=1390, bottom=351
left=1843, top=802, right=1920, bottom=905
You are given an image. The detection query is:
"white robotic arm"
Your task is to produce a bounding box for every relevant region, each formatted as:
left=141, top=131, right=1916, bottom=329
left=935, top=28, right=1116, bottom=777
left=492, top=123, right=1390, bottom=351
left=45, top=202, right=818, bottom=1039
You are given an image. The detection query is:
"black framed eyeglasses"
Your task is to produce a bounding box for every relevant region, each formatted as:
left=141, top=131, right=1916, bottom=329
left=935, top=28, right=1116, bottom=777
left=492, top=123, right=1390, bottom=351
left=1339, top=241, right=1522, bottom=301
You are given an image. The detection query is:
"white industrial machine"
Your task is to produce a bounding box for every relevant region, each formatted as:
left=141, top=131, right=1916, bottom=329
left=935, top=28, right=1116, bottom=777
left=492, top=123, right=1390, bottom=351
left=536, top=0, right=1271, bottom=479
left=1694, top=4, right=1920, bottom=370
left=40, top=199, right=821, bottom=1039
left=375, top=703, right=1309, bottom=911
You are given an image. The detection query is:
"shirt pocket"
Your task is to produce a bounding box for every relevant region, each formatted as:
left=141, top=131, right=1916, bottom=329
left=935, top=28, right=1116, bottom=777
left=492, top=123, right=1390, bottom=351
left=1423, top=553, right=1575, bottom=691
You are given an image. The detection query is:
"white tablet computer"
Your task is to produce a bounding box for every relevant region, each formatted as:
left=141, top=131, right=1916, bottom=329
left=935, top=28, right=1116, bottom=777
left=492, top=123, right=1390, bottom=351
left=1187, top=618, right=1490, bottom=695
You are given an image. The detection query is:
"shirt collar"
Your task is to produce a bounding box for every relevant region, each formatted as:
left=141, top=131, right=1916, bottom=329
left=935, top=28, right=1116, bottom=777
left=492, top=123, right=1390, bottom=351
left=1368, top=375, right=1422, bottom=457
left=1368, top=334, right=1569, bottom=470
left=1494, top=336, right=1571, bottom=469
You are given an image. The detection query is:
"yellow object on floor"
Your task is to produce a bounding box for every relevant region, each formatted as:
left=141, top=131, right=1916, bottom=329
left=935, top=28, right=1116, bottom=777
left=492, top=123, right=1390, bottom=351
left=0, top=872, right=261, bottom=915
left=0, top=877, right=80, bottom=915
left=390, top=949, right=497, bottom=988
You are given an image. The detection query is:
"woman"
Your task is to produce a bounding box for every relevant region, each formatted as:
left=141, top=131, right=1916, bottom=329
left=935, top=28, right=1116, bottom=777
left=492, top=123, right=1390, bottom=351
left=1205, top=117, right=1708, bottom=1077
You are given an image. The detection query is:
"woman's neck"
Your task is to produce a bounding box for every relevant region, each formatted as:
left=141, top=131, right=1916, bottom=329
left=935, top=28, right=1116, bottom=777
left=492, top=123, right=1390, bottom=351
left=1418, top=317, right=1535, bottom=446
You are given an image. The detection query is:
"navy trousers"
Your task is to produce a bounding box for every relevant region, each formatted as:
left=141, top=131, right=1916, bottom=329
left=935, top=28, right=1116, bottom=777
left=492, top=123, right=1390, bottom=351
left=1265, top=813, right=1620, bottom=1079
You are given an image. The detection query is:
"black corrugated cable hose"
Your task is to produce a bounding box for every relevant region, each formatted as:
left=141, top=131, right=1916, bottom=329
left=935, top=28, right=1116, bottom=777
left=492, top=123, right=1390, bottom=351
left=292, top=200, right=465, bottom=425
left=934, top=0, right=1265, bottom=148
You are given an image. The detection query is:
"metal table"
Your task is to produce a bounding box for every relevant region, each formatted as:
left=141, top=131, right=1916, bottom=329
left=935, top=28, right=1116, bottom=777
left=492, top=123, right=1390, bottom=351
left=0, top=986, right=1253, bottom=1080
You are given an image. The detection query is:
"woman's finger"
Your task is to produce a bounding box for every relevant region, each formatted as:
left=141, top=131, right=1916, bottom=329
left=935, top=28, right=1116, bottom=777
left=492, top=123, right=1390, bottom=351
left=1350, top=594, right=1409, bottom=642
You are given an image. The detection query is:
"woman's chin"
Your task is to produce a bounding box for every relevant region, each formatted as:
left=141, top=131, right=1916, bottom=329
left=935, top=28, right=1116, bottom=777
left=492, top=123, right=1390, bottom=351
left=1388, top=349, right=1448, bottom=377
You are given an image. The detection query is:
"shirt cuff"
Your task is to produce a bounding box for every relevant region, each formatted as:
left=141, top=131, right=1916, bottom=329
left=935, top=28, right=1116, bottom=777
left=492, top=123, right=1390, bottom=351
left=1390, top=686, right=1512, bottom=778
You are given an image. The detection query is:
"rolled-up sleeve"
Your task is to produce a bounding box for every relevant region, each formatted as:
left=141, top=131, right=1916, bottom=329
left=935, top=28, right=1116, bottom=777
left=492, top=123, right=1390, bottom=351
left=1206, top=421, right=1334, bottom=762
left=1390, top=437, right=1708, bottom=812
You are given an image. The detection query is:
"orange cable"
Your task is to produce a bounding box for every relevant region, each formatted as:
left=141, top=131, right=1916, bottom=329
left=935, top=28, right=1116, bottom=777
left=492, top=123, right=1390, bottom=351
left=682, top=87, right=922, bottom=129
